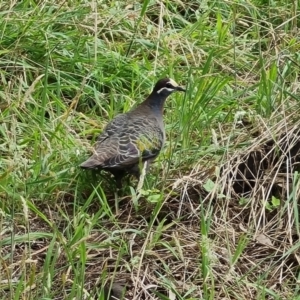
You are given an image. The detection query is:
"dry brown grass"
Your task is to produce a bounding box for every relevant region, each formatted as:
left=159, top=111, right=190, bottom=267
left=2, top=109, right=300, bottom=299
left=1, top=0, right=300, bottom=299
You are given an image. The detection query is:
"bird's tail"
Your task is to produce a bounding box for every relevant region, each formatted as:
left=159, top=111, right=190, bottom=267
left=80, top=158, right=102, bottom=169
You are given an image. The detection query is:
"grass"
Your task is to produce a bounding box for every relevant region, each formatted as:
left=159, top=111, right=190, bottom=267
left=1, top=0, right=300, bottom=299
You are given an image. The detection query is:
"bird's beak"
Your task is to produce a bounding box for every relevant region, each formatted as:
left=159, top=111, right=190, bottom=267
left=176, top=86, right=186, bottom=92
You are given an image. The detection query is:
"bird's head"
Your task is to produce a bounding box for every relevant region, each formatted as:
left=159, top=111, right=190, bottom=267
left=153, top=78, right=186, bottom=97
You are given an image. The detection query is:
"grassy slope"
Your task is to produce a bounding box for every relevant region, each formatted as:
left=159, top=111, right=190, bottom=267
left=1, top=0, right=300, bottom=299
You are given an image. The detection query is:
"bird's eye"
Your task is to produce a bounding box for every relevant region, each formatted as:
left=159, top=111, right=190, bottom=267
left=166, top=83, right=173, bottom=88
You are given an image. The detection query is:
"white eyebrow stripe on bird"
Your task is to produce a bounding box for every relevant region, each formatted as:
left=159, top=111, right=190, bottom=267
left=156, top=87, right=176, bottom=94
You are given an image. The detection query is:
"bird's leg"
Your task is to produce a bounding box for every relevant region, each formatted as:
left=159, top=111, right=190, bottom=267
left=108, top=169, right=127, bottom=215
left=109, top=169, right=126, bottom=189
left=130, top=167, right=141, bottom=180
left=114, top=174, right=123, bottom=190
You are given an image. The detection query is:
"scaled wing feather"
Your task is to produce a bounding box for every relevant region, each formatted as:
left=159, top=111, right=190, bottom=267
left=99, top=116, right=164, bottom=169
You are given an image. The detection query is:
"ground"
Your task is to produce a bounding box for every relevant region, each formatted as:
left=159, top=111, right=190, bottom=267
left=1, top=1, right=300, bottom=299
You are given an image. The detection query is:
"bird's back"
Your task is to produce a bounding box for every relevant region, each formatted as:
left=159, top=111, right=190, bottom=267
left=80, top=106, right=164, bottom=170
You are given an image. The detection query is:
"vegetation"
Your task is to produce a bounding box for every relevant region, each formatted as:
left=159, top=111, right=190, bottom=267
left=1, top=0, right=300, bottom=299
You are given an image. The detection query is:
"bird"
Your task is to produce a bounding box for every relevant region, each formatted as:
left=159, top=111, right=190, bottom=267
left=80, top=77, right=185, bottom=188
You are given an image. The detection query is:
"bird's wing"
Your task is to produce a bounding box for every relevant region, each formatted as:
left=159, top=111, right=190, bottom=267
left=81, top=114, right=164, bottom=170
left=101, top=116, right=164, bottom=169
left=97, top=113, right=128, bottom=143
left=80, top=114, right=129, bottom=169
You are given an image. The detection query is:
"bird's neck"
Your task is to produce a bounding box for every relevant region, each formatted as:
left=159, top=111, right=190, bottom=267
left=142, top=92, right=167, bottom=113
